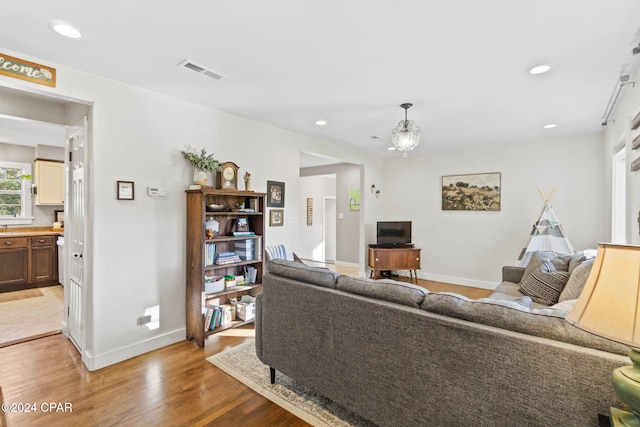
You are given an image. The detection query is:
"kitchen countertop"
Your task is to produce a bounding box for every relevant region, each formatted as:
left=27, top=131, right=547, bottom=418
left=0, top=227, right=64, bottom=237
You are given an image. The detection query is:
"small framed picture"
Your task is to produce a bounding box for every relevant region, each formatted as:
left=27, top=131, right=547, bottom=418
left=236, top=217, right=249, bottom=232
left=269, top=209, right=284, bottom=227
left=54, top=210, right=64, bottom=223
left=117, top=181, right=135, bottom=200
left=267, top=180, right=285, bottom=207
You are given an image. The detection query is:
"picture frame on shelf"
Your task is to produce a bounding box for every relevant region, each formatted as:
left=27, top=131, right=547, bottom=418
left=54, top=209, right=64, bottom=224
left=267, top=180, right=285, bottom=207
left=236, top=217, right=249, bottom=232
left=269, top=209, right=284, bottom=226
left=441, top=172, right=501, bottom=211
left=117, top=180, right=135, bottom=200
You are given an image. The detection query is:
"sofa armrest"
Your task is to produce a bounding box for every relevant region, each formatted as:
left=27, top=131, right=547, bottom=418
left=502, top=266, right=525, bottom=283
left=255, top=293, right=263, bottom=360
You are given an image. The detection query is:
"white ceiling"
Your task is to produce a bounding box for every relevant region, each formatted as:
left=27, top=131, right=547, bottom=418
left=1, top=1, right=640, bottom=157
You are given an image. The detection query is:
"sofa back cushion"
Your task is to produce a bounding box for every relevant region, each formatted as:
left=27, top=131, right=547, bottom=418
left=336, top=276, right=428, bottom=308
left=558, top=258, right=595, bottom=302
left=420, top=292, right=628, bottom=355
left=265, top=259, right=340, bottom=289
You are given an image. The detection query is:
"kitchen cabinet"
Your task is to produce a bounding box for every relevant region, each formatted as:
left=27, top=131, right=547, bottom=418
left=34, top=159, right=64, bottom=205
left=0, top=234, right=59, bottom=293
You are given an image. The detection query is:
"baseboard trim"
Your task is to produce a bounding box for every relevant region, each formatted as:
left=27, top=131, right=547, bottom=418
left=419, top=272, right=497, bottom=290
left=84, top=328, right=185, bottom=371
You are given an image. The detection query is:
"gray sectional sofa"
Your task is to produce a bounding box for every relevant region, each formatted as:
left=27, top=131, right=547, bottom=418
left=255, top=258, right=630, bottom=427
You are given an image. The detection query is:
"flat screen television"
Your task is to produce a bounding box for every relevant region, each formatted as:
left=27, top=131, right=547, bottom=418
left=376, top=221, right=412, bottom=247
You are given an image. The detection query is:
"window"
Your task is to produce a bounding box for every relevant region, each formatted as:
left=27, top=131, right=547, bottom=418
left=0, top=161, right=33, bottom=225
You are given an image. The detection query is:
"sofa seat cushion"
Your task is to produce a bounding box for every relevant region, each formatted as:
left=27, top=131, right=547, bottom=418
left=420, top=292, right=629, bottom=355
left=489, top=282, right=548, bottom=309
left=266, top=259, right=340, bottom=289
left=336, top=276, right=428, bottom=308
left=519, top=261, right=570, bottom=305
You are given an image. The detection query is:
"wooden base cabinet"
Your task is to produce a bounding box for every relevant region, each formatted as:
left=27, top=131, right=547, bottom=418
left=368, top=246, right=421, bottom=282
left=185, top=190, right=266, bottom=348
left=0, top=235, right=58, bottom=293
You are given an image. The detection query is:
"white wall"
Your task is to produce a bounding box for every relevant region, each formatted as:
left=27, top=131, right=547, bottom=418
left=605, top=66, right=640, bottom=245
left=382, top=132, right=608, bottom=288
left=0, top=47, right=384, bottom=370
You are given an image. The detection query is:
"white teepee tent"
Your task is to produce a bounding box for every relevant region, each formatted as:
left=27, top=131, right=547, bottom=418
left=517, top=187, right=574, bottom=266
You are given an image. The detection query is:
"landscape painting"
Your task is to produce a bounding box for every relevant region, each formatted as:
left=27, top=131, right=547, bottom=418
left=442, top=172, right=501, bottom=211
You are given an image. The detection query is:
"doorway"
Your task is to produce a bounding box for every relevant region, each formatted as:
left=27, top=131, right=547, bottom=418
left=323, top=196, right=336, bottom=262
left=0, top=83, right=90, bottom=351
left=612, top=146, right=627, bottom=243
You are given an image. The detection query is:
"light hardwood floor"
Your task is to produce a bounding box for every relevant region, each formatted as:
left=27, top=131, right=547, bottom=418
left=0, top=271, right=491, bottom=426
left=0, top=286, right=63, bottom=348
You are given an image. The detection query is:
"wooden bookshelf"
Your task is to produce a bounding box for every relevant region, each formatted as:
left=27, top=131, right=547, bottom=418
left=185, top=189, right=265, bottom=347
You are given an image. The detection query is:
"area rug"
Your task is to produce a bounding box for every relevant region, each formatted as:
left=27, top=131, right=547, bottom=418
left=207, top=340, right=375, bottom=427
left=0, top=288, right=43, bottom=303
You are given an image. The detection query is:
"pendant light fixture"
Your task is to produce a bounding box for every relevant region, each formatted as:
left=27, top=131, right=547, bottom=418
left=392, top=103, right=421, bottom=157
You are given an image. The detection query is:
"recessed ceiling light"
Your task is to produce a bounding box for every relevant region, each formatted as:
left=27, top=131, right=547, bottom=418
left=529, top=64, right=551, bottom=75
left=387, top=146, right=396, bottom=151
left=49, top=21, right=82, bottom=39
left=315, top=120, right=328, bottom=126
left=543, top=123, right=557, bottom=129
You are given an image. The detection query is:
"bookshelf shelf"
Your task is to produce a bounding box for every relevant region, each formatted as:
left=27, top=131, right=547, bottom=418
left=186, top=189, right=266, bottom=347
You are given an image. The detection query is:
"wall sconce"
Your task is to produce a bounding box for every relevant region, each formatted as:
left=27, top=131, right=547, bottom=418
left=375, top=190, right=381, bottom=199
left=370, top=184, right=377, bottom=193
left=371, top=184, right=381, bottom=198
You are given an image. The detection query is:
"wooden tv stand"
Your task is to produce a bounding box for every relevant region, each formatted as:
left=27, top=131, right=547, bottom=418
left=368, top=245, right=421, bottom=282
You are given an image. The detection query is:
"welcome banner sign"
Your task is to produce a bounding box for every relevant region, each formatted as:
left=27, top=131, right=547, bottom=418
left=0, top=53, right=56, bottom=87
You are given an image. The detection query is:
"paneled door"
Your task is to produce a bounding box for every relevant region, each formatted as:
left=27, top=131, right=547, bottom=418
left=65, top=116, right=87, bottom=353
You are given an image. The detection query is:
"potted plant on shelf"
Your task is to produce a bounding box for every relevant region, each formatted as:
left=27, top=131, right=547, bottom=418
left=181, top=148, right=223, bottom=185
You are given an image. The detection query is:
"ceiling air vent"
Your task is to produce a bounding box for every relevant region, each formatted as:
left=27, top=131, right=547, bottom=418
left=178, top=59, right=226, bottom=80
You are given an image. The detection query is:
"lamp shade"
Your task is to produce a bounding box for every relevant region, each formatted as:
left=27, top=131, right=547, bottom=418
left=565, top=243, right=640, bottom=347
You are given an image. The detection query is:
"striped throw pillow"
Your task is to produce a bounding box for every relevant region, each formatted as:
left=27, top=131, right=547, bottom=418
left=519, top=261, right=571, bottom=305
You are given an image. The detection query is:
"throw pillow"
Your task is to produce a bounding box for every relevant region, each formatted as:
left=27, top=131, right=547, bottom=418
left=519, top=261, right=571, bottom=305
left=558, top=258, right=595, bottom=302
left=550, top=254, right=572, bottom=272
left=520, top=251, right=555, bottom=284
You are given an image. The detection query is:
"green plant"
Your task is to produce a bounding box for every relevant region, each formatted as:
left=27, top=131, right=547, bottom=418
left=224, top=275, right=235, bottom=281
left=181, top=148, right=223, bottom=172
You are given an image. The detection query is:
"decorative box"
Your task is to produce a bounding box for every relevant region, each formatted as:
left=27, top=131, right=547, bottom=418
left=205, top=276, right=225, bottom=294
left=237, top=302, right=255, bottom=321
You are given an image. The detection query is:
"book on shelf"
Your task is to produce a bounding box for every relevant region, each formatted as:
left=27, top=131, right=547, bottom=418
left=204, top=305, right=216, bottom=331
left=189, top=184, right=215, bottom=190
left=235, top=239, right=255, bottom=260
left=205, top=243, right=217, bottom=266
left=232, top=231, right=256, bottom=237
left=238, top=208, right=255, bottom=212
left=210, top=306, right=220, bottom=330
left=216, top=251, right=242, bottom=264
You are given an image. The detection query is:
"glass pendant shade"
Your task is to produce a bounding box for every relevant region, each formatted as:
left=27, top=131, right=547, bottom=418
left=392, top=103, right=421, bottom=157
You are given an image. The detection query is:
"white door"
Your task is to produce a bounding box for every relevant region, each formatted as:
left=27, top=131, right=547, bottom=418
left=612, top=146, right=627, bottom=243
left=323, top=197, right=336, bottom=262
left=65, top=117, right=87, bottom=352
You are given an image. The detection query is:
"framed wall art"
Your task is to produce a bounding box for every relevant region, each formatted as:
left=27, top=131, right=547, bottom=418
left=267, top=180, right=285, bottom=207
left=270, top=209, right=284, bottom=227
left=117, top=180, right=135, bottom=200
left=306, top=198, right=313, bottom=226
left=442, top=172, right=501, bottom=211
